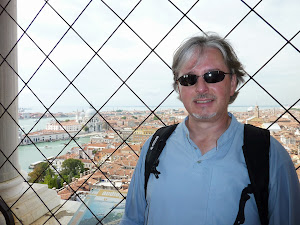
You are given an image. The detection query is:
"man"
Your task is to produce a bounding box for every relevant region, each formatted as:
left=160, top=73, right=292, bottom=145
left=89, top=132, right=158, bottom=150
left=120, top=34, right=300, bottom=225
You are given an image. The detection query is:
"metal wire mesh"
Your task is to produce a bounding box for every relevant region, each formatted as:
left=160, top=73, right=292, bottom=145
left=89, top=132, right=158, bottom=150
left=0, top=0, right=299, bottom=224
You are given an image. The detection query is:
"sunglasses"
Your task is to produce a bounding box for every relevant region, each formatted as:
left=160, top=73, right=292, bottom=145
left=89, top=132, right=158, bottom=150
left=177, top=70, right=232, bottom=86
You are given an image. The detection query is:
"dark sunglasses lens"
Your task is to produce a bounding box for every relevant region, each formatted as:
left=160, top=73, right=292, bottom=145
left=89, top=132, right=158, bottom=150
left=178, top=71, right=226, bottom=86
left=204, top=71, right=225, bottom=83
left=178, top=75, right=198, bottom=86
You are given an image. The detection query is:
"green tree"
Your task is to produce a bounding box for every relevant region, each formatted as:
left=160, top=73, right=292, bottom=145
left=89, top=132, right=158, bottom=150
left=121, top=116, right=126, bottom=119
left=28, top=162, right=49, bottom=183
left=92, top=149, right=98, bottom=155
left=84, top=126, right=89, bottom=132
left=43, top=168, right=57, bottom=188
left=28, top=162, right=62, bottom=189
left=61, top=158, right=84, bottom=179
left=56, top=175, right=63, bottom=189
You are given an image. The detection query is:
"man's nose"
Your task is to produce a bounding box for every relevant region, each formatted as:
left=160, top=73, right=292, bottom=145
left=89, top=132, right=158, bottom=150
left=195, top=76, right=209, bottom=93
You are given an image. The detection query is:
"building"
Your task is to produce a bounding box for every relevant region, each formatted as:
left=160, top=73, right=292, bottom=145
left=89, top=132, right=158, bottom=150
left=75, top=106, right=102, bottom=132
left=46, top=119, right=83, bottom=132
left=261, top=123, right=281, bottom=132
left=131, top=126, right=158, bottom=143
left=20, top=130, right=77, bottom=145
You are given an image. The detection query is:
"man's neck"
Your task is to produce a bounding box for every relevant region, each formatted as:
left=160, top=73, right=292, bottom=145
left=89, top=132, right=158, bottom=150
left=186, top=113, right=232, bottom=155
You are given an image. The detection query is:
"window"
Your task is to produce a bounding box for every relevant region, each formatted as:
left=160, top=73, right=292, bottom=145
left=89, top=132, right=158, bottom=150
left=1, top=0, right=299, bottom=224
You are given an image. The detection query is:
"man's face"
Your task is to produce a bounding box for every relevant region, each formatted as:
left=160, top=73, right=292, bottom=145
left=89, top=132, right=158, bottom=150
left=177, top=47, right=237, bottom=123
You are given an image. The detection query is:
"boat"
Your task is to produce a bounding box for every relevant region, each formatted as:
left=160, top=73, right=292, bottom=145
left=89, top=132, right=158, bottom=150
left=44, top=156, right=55, bottom=163
left=28, top=161, right=43, bottom=169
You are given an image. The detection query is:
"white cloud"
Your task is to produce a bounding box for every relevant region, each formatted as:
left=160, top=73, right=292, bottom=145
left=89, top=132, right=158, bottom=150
left=16, top=0, right=300, bottom=112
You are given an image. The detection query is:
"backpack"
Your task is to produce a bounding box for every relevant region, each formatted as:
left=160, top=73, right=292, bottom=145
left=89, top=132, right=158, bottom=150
left=144, top=123, right=270, bottom=225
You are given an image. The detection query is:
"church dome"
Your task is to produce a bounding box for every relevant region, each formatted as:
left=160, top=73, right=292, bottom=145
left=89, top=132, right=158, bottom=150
left=85, top=106, right=97, bottom=118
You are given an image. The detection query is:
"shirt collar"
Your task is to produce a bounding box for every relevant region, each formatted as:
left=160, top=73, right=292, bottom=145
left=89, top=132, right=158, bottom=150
left=180, top=112, right=239, bottom=149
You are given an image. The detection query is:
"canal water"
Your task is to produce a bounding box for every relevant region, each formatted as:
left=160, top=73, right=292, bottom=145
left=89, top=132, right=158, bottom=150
left=17, top=117, right=91, bottom=172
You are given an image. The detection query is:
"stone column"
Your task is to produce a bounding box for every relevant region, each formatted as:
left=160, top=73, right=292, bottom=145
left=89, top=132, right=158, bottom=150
left=0, top=1, right=23, bottom=224
left=0, top=0, right=20, bottom=184
left=0, top=1, right=62, bottom=224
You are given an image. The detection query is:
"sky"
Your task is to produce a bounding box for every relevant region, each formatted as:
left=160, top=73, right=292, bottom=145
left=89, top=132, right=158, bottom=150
left=13, top=0, right=300, bottom=113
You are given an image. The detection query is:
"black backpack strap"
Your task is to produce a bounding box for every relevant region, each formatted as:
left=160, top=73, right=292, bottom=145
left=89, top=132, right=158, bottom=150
left=240, top=124, right=270, bottom=225
left=234, top=184, right=253, bottom=225
left=144, top=124, right=178, bottom=198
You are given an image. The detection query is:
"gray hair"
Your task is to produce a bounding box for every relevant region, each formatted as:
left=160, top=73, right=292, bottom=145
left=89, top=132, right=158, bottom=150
left=172, top=33, right=246, bottom=104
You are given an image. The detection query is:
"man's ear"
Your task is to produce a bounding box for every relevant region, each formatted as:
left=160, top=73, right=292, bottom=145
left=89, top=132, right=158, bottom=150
left=178, top=84, right=182, bottom=100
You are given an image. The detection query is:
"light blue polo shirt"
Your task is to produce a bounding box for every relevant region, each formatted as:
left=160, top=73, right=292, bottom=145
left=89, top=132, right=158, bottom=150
left=120, top=113, right=300, bottom=225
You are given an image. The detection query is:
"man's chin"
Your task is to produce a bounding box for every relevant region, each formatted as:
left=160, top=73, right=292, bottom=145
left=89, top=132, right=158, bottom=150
left=191, top=112, right=217, bottom=120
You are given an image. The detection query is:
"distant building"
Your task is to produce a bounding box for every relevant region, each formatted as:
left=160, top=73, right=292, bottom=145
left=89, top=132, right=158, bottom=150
left=20, top=130, right=77, bottom=145
left=245, top=116, right=263, bottom=127
left=254, top=105, right=260, bottom=118
left=75, top=106, right=102, bottom=132
left=261, top=123, right=281, bottom=132
left=46, top=119, right=82, bottom=132
left=131, top=126, right=158, bottom=143
left=120, top=128, right=134, bottom=141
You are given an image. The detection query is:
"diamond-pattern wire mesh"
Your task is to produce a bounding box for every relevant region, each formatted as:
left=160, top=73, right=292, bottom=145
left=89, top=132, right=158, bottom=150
left=0, top=0, right=299, bottom=224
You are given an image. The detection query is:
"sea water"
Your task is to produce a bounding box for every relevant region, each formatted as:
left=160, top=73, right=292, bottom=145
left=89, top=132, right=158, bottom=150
left=17, top=117, right=90, bottom=172
left=18, top=136, right=91, bottom=172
